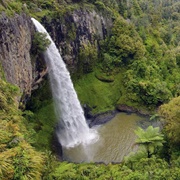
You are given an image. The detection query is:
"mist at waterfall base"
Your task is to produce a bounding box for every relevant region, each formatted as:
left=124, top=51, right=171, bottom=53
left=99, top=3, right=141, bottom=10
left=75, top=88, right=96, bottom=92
left=31, top=18, right=147, bottom=163
left=31, top=18, right=99, bottom=152
left=63, top=113, right=147, bottom=163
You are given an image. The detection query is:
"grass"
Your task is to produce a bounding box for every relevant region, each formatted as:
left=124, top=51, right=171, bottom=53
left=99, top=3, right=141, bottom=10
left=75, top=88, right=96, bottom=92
left=74, top=71, right=122, bottom=114
left=23, top=101, right=57, bottom=151
left=34, top=102, right=56, bottom=150
left=24, top=80, right=57, bottom=150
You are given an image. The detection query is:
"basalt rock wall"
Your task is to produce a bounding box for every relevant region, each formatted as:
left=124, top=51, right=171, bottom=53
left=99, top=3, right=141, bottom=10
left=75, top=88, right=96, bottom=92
left=42, top=8, right=113, bottom=73
left=0, top=8, right=113, bottom=103
left=0, top=13, right=34, bottom=101
left=0, top=13, right=47, bottom=103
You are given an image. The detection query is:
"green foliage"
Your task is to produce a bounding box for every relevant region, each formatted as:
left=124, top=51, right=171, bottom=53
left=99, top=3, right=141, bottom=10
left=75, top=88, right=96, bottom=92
left=78, top=42, right=98, bottom=74
left=126, top=78, right=172, bottom=107
left=132, top=0, right=142, bottom=16
left=23, top=103, right=56, bottom=150
left=94, top=0, right=118, bottom=11
left=124, top=150, right=147, bottom=169
left=50, top=162, right=77, bottom=180
left=0, top=79, right=45, bottom=180
left=47, top=157, right=180, bottom=180
left=31, top=32, right=51, bottom=55
left=1, top=0, right=180, bottom=179
left=101, top=53, right=115, bottom=74
left=26, top=80, right=52, bottom=111
left=0, top=4, right=5, bottom=12
left=12, top=142, right=44, bottom=180
left=116, top=0, right=180, bottom=109
left=125, top=157, right=180, bottom=180
left=100, top=16, right=145, bottom=71
left=95, top=70, right=114, bottom=82
left=135, top=126, right=164, bottom=158
left=0, top=61, right=5, bottom=80
left=25, top=81, right=56, bottom=150
left=94, top=1, right=106, bottom=10
left=0, top=79, right=19, bottom=112
left=0, top=0, right=24, bottom=16
left=122, top=52, right=180, bottom=108
left=74, top=72, right=121, bottom=114
left=67, top=23, right=76, bottom=41
left=7, top=1, right=24, bottom=14
left=159, top=96, right=180, bottom=145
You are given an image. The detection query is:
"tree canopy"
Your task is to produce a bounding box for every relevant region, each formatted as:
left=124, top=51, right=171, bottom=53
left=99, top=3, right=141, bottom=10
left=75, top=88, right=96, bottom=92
left=135, top=126, right=164, bottom=158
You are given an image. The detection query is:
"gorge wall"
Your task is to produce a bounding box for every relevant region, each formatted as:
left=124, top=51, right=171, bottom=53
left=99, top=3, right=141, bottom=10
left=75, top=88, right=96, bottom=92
left=42, top=8, right=113, bottom=73
left=0, top=8, right=113, bottom=103
left=0, top=13, right=35, bottom=103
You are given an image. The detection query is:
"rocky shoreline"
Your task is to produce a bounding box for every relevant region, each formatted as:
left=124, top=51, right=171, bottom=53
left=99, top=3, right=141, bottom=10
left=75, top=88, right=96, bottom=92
left=116, top=104, right=152, bottom=116
left=87, top=110, right=118, bottom=128
left=84, top=104, right=152, bottom=128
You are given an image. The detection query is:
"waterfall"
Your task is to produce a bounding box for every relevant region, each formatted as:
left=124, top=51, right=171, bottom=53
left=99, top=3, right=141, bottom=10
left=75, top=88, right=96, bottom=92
left=31, top=18, right=98, bottom=148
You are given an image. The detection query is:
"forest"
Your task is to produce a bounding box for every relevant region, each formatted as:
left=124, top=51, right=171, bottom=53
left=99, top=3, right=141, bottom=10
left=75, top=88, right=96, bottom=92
left=0, top=0, right=180, bottom=179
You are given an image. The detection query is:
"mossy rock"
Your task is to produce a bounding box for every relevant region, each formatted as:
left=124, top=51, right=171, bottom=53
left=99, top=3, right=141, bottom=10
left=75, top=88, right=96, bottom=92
left=95, top=71, right=114, bottom=82
left=74, top=72, right=121, bottom=114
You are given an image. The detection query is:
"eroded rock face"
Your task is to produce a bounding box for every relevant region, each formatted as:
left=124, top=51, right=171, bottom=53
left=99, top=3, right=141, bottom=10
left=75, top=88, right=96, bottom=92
left=42, top=8, right=113, bottom=73
left=0, top=8, right=113, bottom=104
left=0, top=13, right=34, bottom=101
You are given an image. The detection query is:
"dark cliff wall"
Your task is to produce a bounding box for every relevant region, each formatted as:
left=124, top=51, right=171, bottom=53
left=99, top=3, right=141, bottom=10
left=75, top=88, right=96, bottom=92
left=0, top=13, right=34, bottom=101
left=0, top=8, right=113, bottom=104
left=0, top=13, right=48, bottom=104
left=42, top=8, right=113, bottom=73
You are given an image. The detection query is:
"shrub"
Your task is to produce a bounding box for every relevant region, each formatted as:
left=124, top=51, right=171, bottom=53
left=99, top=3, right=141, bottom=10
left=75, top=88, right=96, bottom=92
left=31, top=32, right=51, bottom=55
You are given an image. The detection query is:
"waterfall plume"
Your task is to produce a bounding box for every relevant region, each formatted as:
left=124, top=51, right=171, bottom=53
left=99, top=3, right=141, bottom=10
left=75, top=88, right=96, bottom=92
left=31, top=18, right=98, bottom=148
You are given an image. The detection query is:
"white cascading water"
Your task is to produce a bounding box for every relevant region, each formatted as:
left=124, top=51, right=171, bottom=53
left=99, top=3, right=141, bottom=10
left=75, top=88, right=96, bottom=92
left=31, top=18, right=98, bottom=148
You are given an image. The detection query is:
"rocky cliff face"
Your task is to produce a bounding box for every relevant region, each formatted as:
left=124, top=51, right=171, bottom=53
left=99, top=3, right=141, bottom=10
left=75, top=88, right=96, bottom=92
left=0, top=8, right=113, bottom=104
left=0, top=13, right=34, bottom=101
left=42, top=8, right=113, bottom=73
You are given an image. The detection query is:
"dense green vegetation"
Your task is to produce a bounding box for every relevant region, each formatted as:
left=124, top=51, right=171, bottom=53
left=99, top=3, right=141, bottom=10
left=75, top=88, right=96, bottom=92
left=71, top=0, right=180, bottom=113
left=134, top=126, right=164, bottom=158
left=0, top=0, right=180, bottom=179
left=159, top=96, right=180, bottom=146
left=93, top=0, right=180, bottom=112
left=31, top=32, right=51, bottom=55
left=118, top=0, right=180, bottom=110
left=0, top=79, right=45, bottom=179
left=75, top=72, right=122, bottom=114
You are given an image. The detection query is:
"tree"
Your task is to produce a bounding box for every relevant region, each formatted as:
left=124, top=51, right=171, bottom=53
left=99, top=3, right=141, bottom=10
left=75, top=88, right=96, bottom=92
left=78, top=42, right=98, bottom=74
left=31, top=32, right=51, bottom=55
left=159, top=96, right=180, bottom=145
left=135, top=126, right=164, bottom=158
